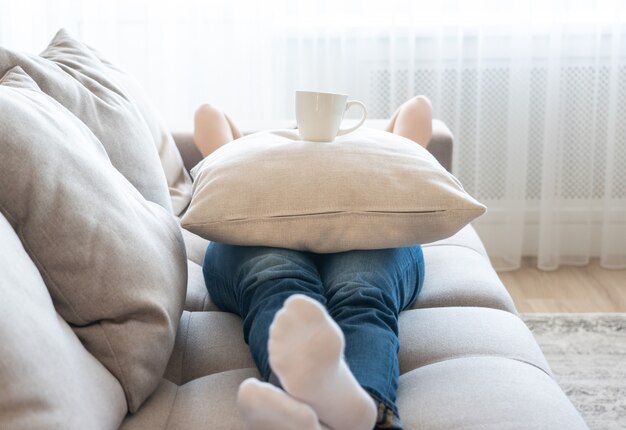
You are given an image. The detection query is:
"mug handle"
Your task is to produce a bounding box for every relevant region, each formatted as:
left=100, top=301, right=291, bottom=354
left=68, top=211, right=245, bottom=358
left=337, top=100, right=367, bottom=136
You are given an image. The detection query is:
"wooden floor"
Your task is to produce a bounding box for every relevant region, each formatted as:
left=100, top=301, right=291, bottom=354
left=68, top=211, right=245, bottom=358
left=498, top=258, right=626, bottom=313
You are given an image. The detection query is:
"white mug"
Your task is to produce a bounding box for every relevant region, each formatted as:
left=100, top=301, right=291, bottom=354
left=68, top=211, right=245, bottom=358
left=295, top=90, right=367, bottom=142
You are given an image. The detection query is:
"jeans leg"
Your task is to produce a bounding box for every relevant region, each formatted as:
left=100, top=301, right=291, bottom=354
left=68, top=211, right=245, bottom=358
left=203, top=242, right=325, bottom=380
left=315, top=245, right=424, bottom=428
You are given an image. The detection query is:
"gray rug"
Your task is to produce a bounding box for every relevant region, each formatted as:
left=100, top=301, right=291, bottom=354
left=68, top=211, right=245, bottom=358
left=521, top=313, right=626, bottom=430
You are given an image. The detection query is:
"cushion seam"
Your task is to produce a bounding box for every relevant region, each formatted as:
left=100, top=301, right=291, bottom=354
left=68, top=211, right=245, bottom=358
left=98, top=324, right=133, bottom=406
left=179, top=312, right=193, bottom=385
left=183, top=208, right=483, bottom=226
left=162, top=385, right=180, bottom=430
left=402, top=354, right=552, bottom=379
left=422, top=242, right=486, bottom=257
left=411, top=302, right=518, bottom=315
left=202, top=292, right=210, bottom=311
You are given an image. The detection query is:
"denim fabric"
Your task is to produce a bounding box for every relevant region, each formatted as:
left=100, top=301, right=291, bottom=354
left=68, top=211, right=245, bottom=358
left=203, top=244, right=425, bottom=427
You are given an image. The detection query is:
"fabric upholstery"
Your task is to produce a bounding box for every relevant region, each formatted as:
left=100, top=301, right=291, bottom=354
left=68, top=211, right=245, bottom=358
left=164, top=311, right=255, bottom=386
left=0, top=213, right=127, bottom=430
left=0, top=67, right=186, bottom=412
left=182, top=128, right=486, bottom=253
left=415, top=234, right=517, bottom=312
left=397, top=357, right=589, bottom=429
left=184, top=260, right=218, bottom=312
left=424, top=223, right=489, bottom=258
left=120, top=370, right=258, bottom=430
left=0, top=29, right=171, bottom=211
left=172, top=132, right=205, bottom=174
left=398, top=307, right=551, bottom=375
left=181, top=225, right=210, bottom=266
left=427, top=119, right=454, bottom=172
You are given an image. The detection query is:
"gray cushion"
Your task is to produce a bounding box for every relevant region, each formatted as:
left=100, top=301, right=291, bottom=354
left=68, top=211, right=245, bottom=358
left=164, top=311, right=255, bottom=386
left=0, top=29, right=171, bottom=211
left=184, top=260, right=218, bottom=312
left=415, top=231, right=517, bottom=313
left=121, top=369, right=258, bottom=430
left=85, top=29, right=193, bottom=216
left=0, top=67, right=186, bottom=412
left=397, top=357, right=588, bottom=429
left=181, top=225, right=210, bottom=267
left=0, top=212, right=127, bottom=430
left=424, top=223, right=489, bottom=258
left=399, top=307, right=551, bottom=375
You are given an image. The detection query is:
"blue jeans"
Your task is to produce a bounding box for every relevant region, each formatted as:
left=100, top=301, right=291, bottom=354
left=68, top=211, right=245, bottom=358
left=203, top=244, right=425, bottom=429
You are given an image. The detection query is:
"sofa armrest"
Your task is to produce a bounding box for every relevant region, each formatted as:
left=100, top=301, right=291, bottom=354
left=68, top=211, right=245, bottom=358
left=427, top=119, right=453, bottom=173
left=171, top=132, right=204, bottom=174
left=172, top=119, right=454, bottom=173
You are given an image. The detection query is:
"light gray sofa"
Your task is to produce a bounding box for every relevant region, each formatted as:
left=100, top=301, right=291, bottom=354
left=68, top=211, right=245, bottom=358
left=0, top=29, right=588, bottom=430
left=156, top=124, right=589, bottom=430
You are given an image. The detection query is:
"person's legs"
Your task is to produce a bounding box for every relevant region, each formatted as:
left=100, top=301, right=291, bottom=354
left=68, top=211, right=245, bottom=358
left=204, top=244, right=373, bottom=429
left=202, top=243, right=325, bottom=379
left=193, top=104, right=243, bottom=157
left=385, top=95, right=433, bottom=148
left=315, top=246, right=425, bottom=429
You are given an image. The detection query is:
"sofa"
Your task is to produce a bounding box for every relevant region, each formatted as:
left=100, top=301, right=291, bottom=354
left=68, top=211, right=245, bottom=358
left=164, top=124, right=590, bottom=430
left=0, top=30, right=588, bottom=430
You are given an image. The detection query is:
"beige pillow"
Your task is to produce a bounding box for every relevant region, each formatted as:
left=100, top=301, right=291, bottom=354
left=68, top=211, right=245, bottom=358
left=0, top=67, right=186, bottom=412
left=76, top=28, right=194, bottom=216
left=0, top=29, right=172, bottom=211
left=0, top=212, right=127, bottom=430
left=181, top=128, right=486, bottom=252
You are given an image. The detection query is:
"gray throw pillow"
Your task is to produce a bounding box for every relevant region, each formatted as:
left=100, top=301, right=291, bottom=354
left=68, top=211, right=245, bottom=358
left=0, top=30, right=172, bottom=211
left=0, top=212, right=127, bottom=430
left=75, top=27, right=194, bottom=216
left=0, top=66, right=187, bottom=412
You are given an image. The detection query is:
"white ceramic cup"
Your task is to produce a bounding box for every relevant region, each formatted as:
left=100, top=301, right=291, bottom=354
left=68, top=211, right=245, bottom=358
left=296, top=90, right=367, bottom=142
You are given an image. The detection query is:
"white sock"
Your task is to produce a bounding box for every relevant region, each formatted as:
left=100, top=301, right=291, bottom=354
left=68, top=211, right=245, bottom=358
left=237, top=378, right=330, bottom=430
left=268, top=295, right=377, bottom=430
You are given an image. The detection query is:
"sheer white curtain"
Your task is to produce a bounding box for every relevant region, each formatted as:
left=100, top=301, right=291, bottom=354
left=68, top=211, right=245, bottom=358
left=1, top=0, right=625, bottom=271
